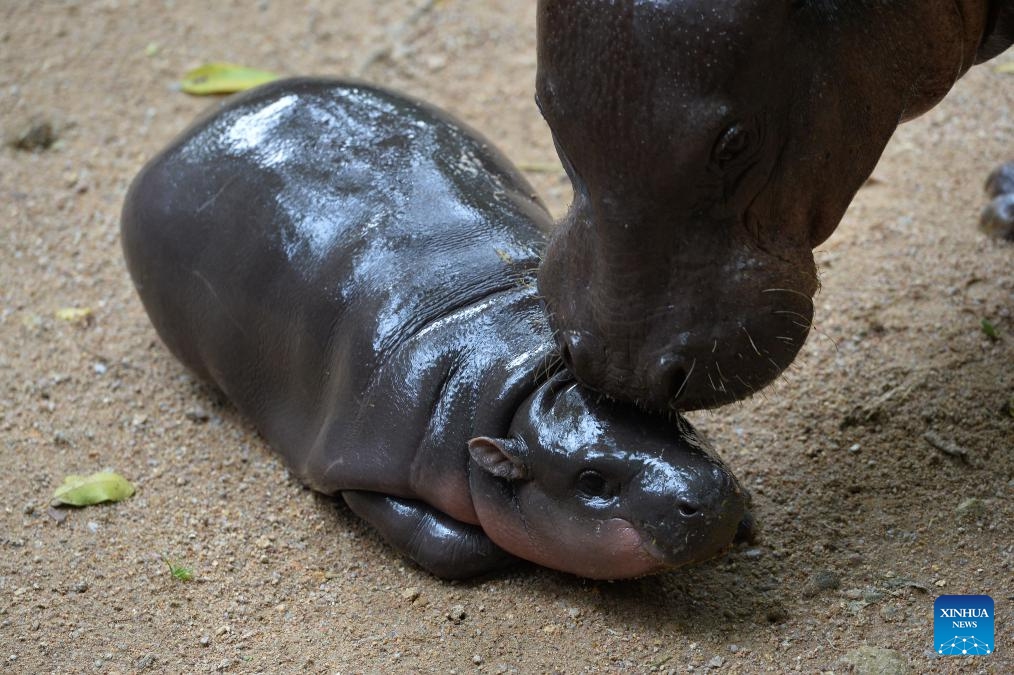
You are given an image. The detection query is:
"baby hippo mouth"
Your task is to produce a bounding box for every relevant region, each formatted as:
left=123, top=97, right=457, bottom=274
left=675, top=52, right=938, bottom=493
left=593, top=488, right=751, bottom=580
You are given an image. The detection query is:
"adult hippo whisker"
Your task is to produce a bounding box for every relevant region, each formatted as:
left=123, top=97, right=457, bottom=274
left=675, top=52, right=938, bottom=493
left=669, top=357, right=697, bottom=409
left=761, top=287, right=816, bottom=306
left=733, top=374, right=755, bottom=395
left=772, top=309, right=816, bottom=326
left=741, top=327, right=764, bottom=357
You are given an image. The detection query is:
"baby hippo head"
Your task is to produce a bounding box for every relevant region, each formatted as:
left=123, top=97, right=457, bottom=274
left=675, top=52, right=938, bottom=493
left=468, top=378, right=749, bottom=579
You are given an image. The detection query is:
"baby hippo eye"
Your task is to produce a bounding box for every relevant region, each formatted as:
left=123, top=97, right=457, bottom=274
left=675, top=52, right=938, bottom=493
left=576, top=469, right=614, bottom=500
left=713, top=123, right=751, bottom=165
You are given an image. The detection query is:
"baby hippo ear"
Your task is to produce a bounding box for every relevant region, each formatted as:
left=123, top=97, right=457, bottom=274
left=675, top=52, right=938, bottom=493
left=467, top=437, right=529, bottom=482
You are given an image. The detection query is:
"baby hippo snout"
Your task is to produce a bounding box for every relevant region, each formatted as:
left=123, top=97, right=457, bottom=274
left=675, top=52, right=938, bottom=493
left=636, top=456, right=749, bottom=566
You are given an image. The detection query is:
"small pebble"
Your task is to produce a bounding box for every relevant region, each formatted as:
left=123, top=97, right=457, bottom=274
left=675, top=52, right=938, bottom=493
left=879, top=604, right=902, bottom=622
left=72, top=581, right=88, bottom=593
left=136, top=654, right=156, bottom=671
left=980, top=194, right=1014, bottom=240
left=707, top=656, right=724, bottom=669
left=803, top=570, right=841, bottom=597
left=472, top=655, right=483, bottom=665
left=185, top=407, right=210, bottom=423
left=955, top=497, right=986, bottom=520
left=199, top=635, right=210, bottom=647
left=400, top=587, right=420, bottom=603
left=765, top=606, right=789, bottom=624
left=6, top=114, right=57, bottom=151
left=446, top=605, right=466, bottom=623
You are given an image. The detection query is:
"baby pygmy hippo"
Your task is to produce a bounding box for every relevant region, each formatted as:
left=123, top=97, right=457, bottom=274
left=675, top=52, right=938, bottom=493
left=121, top=78, right=749, bottom=579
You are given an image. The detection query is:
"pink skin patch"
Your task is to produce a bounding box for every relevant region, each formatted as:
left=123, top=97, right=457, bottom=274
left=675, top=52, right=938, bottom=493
left=480, top=509, right=675, bottom=579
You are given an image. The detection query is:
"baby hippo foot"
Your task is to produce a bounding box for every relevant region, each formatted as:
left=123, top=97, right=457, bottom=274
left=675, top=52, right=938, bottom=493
left=981, top=162, right=1014, bottom=240
left=341, top=490, right=519, bottom=579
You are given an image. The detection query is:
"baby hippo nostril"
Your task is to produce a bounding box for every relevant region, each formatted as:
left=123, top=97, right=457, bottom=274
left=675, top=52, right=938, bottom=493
left=677, top=500, right=701, bottom=518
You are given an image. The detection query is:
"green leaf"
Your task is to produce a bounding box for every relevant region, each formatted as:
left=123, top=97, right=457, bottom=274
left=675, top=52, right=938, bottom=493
left=981, top=318, right=1000, bottom=341
left=180, top=63, right=279, bottom=95
left=52, top=471, right=136, bottom=506
left=997, top=63, right=1014, bottom=74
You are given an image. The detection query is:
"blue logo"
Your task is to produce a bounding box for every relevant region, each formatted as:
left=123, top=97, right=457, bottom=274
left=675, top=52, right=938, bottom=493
left=934, top=595, right=994, bottom=656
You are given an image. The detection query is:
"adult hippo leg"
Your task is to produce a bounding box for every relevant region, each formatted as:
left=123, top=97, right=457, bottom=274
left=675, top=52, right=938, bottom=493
left=981, top=162, right=1014, bottom=240
left=341, top=491, right=518, bottom=579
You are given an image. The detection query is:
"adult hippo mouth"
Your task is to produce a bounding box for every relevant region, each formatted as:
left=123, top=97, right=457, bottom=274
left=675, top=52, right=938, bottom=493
left=534, top=0, right=1011, bottom=412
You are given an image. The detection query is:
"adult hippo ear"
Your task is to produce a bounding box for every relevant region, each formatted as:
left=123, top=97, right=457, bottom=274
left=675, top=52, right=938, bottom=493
left=467, top=437, right=530, bottom=481
left=534, top=0, right=1003, bottom=413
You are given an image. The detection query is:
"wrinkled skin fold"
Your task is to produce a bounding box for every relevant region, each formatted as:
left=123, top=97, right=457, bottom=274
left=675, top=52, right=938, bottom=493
left=535, top=0, right=1013, bottom=412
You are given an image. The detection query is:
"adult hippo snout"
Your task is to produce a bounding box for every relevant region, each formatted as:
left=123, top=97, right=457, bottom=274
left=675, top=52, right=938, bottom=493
left=545, top=233, right=818, bottom=410
left=535, top=0, right=1003, bottom=412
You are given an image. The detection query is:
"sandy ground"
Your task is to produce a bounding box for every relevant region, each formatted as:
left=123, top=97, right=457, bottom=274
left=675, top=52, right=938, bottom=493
left=1, top=1, right=1012, bottom=673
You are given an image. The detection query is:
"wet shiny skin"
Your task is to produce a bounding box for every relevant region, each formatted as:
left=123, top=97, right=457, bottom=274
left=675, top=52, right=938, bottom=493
left=121, top=78, right=748, bottom=579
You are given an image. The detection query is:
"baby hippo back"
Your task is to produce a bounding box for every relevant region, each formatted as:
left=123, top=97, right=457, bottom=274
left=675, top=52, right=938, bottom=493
left=121, top=78, right=551, bottom=477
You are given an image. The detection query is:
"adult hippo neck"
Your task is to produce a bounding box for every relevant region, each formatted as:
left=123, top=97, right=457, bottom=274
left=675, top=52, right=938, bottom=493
left=534, top=0, right=1012, bottom=412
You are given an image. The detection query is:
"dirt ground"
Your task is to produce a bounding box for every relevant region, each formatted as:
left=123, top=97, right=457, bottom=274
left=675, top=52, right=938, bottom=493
left=1, top=1, right=1012, bottom=673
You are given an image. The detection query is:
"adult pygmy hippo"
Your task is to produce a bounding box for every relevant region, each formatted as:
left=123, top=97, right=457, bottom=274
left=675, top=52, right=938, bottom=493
left=121, top=79, right=750, bottom=580
left=535, top=0, right=1014, bottom=412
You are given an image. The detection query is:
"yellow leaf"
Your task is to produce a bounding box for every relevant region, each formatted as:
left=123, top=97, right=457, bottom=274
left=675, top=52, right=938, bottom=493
left=54, top=307, right=93, bottom=323
left=998, top=63, right=1014, bottom=74
left=52, top=471, right=136, bottom=506
left=180, top=63, right=280, bottom=95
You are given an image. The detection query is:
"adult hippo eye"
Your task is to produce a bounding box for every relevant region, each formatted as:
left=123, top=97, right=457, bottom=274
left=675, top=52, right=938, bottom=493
left=713, top=123, right=752, bottom=166
left=576, top=469, right=614, bottom=500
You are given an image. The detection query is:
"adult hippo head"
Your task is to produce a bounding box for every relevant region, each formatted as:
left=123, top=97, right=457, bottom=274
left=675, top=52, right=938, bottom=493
left=535, top=0, right=1010, bottom=411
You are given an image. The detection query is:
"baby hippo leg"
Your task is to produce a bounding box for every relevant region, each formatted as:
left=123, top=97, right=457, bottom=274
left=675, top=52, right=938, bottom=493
left=981, top=162, right=1014, bottom=240
left=341, top=491, right=518, bottom=579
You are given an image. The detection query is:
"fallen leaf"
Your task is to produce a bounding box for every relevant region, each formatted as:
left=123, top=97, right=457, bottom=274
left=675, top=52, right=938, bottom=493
left=981, top=318, right=1000, bottom=341
left=180, top=63, right=279, bottom=95
left=52, top=471, right=136, bottom=506
left=997, top=63, right=1014, bottom=74
left=54, top=307, right=93, bottom=324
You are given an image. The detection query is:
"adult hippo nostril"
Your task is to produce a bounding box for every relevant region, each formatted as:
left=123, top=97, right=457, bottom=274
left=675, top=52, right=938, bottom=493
left=556, top=330, right=607, bottom=385
left=644, top=291, right=815, bottom=411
